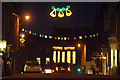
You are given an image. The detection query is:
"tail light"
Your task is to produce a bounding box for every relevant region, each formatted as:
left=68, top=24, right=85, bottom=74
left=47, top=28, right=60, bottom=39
left=56, top=67, right=58, bottom=71
left=68, top=67, right=71, bottom=71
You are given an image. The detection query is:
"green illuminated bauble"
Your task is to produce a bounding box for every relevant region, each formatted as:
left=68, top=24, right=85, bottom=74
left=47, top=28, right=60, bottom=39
left=56, top=7, right=60, bottom=11
left=66, top=5, right=70, bottom=9
left=51, top=6, right=55, bottom=9
left=61, top=37, right=64, bottom=40
left=49, top=36, right=53, bottom=39
left=62, top=7, right=66, bottom=11
left=93, top=34, right=96, bottom=37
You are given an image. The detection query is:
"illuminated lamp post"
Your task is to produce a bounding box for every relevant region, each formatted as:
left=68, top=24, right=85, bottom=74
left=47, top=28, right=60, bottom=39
left=12, top=13, right=30, bottom=48
left=12, top=13, right=30, bottom=73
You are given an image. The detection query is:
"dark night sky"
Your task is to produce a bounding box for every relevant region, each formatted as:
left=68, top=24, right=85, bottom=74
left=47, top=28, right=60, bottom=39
left=21, top=2, right=103, bottom=35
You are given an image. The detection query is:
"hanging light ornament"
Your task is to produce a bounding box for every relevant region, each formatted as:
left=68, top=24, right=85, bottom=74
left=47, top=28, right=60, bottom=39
left=66, top=5, right=72, bottom=16
left=50, top=5, right=72, bottom=18
left=50, top=6, right=57, bottom=17
left=29, top=31, right=32, bottom=34
left=58, top=37, right=60, bottom=40
left=21, top=29, right=99, bottom=41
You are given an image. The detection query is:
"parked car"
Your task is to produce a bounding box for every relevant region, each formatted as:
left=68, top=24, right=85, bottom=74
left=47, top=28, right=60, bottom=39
left=55, top=63, right=71, bottom=72
left=24, top=61, right=42, bottom=73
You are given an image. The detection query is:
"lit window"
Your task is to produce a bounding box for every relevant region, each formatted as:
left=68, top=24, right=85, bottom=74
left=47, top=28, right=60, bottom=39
left=72, top=51, right=76, bottom=64
left=62, top=51, right=65, bottom=63
left=67, top=51, right=71, bottom=63
left=57, top=51, right=60, bottom=63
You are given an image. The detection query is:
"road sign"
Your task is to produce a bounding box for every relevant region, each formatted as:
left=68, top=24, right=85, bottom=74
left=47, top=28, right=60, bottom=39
left=20, top=38, right=25, bottom=43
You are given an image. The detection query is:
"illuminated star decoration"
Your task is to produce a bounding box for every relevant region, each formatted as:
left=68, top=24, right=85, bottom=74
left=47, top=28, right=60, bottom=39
left=50, top=5, right=72, bottom=18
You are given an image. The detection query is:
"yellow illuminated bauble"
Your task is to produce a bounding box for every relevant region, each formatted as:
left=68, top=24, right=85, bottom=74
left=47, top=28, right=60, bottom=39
left=58, top=9, right=64, bottom=18
left=66, top=8, right=72, bottom=16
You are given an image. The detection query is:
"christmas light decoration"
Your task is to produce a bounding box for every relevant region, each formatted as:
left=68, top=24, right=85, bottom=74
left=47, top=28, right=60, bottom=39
left=93, top=34, right=96, bottom=37
left=42, top=35, right=44, bottom=38
left=58, top=9, right=64, bottom=18
left=58, top=37, right=60, bottom=40
left=74, top=37, right=77, bottom=40
left=24, top=30, right=27, bottom=32
left=84, top=35, right=87, bottom=38
left=29, top=31, right=32, bottom=34
left=49, top=36, right=53, bottom=39
left=22, top=28, right=25, bottom=32
left=21, top=28, right=99, bottom=41
left=39, top=34, right=42, bottom=37
left=20, top=33, right=25, bottom=38
left=50, top=5, right=72, bottom=18
left=45, top=35, right=47, bottom=38
left=79, top=36, right=83, bottom=39
left=90, top=35, right=92, bottom=38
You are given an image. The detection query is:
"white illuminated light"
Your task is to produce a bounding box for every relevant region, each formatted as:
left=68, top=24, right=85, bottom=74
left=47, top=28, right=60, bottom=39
left=67, top=51, right=71, bottom=63
left=62, top=51, right=65, bottom=63
left=72, top=51, right=76, bottom=64
left=115, top=50, right=117, bottom=66
left=64, top=37, right=66, bottom=40
left=50, top=8, right=56, bottom=17
left=45, top=35, right=47, bottom=38
left=53, top=51, right=56, bottom=63
left=21, top=34, right=25, bottom=38
left=57, top=51, right=60, bottom=63
left=111, top=49, right=113, bottom=67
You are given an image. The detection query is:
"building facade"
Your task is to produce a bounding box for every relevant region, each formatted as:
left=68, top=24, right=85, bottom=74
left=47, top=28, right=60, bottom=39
left=2, top=2, right=23, bottom=74
left=94, top=2, right=120, bottom=75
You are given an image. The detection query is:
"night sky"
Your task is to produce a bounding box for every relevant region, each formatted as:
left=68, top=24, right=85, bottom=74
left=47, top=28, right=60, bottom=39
left=21, top=2, right=103, bottom=35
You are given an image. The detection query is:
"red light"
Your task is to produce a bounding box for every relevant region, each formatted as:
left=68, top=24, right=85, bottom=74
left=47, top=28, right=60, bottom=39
left=56, top=67, right=58, bottom=71
left=54, top=37, right=57, bottom=39
left=90, top=35, right=92, bottom=38
left=68, top=67, right=71, bottom=71
left=67, top=37, right=70, bottom=40
left=73, top=37, right=77, bottom=40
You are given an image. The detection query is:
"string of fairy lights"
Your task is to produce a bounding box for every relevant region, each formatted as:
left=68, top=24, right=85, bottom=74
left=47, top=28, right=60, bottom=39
left=21, top=28, right=99, bottom=41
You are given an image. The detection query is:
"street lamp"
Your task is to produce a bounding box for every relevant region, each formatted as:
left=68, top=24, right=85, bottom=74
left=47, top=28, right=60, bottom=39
left=12, top=13, right=30, bottom=48
left=25, top=15, right=30, bottom=20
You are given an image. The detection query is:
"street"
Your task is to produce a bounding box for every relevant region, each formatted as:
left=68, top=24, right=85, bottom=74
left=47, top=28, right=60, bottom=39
left=1, top=73, right=120, bottom=80
left=1, top=2, right=120, bottom=80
